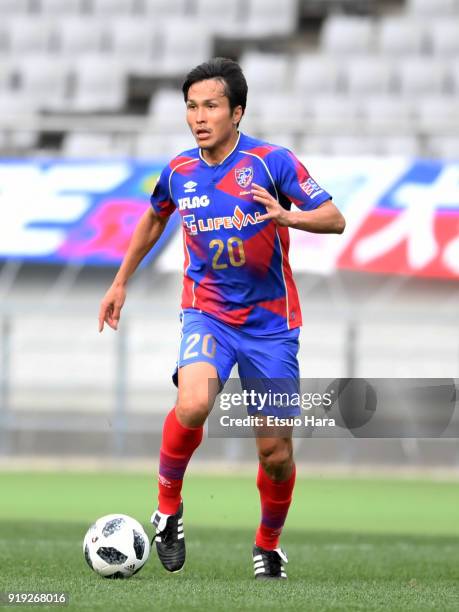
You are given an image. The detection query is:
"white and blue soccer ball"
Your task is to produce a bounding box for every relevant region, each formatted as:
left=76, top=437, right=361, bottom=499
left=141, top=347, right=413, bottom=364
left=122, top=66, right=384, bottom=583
left=83, top=514, right=150, bottom=578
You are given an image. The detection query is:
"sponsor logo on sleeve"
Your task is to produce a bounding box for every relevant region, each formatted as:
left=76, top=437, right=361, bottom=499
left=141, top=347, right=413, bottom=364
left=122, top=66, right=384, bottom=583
left=300, top=177, right=324, bottom=199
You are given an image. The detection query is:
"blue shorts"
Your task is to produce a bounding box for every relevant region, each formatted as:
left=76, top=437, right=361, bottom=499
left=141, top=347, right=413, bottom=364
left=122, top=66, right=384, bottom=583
left=173, top=309, right=301, bottom=417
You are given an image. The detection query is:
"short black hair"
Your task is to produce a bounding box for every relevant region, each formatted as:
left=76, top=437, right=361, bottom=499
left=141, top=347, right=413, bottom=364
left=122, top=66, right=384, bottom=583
left=182, top=57, right=248, bottom=116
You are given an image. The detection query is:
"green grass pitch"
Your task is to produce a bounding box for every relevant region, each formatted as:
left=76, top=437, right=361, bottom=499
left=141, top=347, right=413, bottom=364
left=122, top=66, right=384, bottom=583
left=0, top=471, right=458, bottom=611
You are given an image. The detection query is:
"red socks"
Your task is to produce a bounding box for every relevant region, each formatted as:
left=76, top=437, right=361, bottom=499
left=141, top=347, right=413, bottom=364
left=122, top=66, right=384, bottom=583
left=255, top=463, right=296, bottom=550
left=157, top=407, right=203, bottom=515
left=157, top=405, right=296, bottom=548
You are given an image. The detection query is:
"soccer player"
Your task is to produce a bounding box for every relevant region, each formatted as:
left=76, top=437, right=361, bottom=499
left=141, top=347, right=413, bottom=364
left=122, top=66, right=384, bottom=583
left=99, top=58, right=345, bottom=580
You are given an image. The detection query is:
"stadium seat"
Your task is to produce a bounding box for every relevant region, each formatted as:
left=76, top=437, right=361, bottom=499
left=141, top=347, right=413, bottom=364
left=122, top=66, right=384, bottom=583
left=70, top=56, right=128, bottom=111
left=0, top=91, right=38, bottom=114
left=427, top=137, right=459, bottom=159
left=362, top=95, right=415, bottom=129
left=192, top=0, right=240, bottom=35
left=328, top=136, right=383, bottom=155
left=237, top=110, right=257, bottom=134
left=310, top=95, right=362, bottom=130
left=407, top=0, right=459, bottom=15
left=88, top=0, right=137, bottom=14
left=260, top=131, right=297, bottom=151
left=0, top=131, right=7, bottom=152
left=136, top=131, right=194, bottom=158
left=448, top=61, right=459, bottom=93
left=135, top=132, right=160, bottom=157
left=0, top=24, right=9, bottom=52
left=298, top=134, right=331, bottom=155
left=245, top=0, right=299, bottom=37
left=428, top=19, right=459, bottom=56
left=253, top=93, right=306, bottom=131
left=320, top=15, right=375, bottom=54
left=292, top=54, right=342, bottom=95
left=53, top=17, right=107, bottom=57
left=240, top=52, right=291, bottom=94
left=0, top=91, right=38, bottom=148
left=148, top=89, right=186, bottom=128
left=344, top=57, right=394, bottom=95
left=219, top=0, right=299, bottom=38
left=154, top=19, right=212, bottom=76
left=1, top=0, right=32, bottom=14
left=62, top=132, right=131, bottom=157
left=416, top=96, right=459, bottom=132
left=0, top=128, right=37, bottom=150
left=37, top=0, right=84, bottom=14
left=7, top=17, right=54, bottom=55
left=378, top=17, right=428, bottom=55
left=15, top=57, right=70, bottom=111
left=396, top=58, right=448, bottom=96
left=0, top=62, right=15, bottom=92
left=106, top=18, right=157, bottom=70
left=378, top=136, right=419, bottom=156
left=140, top=0, right=188, bottom=16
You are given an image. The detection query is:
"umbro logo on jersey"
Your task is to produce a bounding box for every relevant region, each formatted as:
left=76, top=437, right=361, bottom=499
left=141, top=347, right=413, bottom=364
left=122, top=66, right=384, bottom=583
left=184, top=180, right=197, bottom=193
left=178, top=195, right=210, bottom=210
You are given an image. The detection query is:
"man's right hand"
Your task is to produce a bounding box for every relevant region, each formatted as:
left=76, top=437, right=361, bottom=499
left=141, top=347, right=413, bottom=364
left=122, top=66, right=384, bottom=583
left=98, top=283, right=126, bottom=332
left=97, top=208, right=168, bottom=333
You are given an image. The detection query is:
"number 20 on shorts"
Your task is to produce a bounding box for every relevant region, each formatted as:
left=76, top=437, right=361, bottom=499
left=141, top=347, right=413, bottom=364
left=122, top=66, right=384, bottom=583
left=183, top=333, right=217, bottom=360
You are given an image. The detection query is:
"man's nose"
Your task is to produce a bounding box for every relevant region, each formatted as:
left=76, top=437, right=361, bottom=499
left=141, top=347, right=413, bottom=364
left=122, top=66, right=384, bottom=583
left=196, top=107, right=206, bottom=123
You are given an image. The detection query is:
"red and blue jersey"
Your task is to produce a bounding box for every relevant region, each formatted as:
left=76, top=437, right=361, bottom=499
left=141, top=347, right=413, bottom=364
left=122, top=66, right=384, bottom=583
left=150, top=132, right=331, bottom=335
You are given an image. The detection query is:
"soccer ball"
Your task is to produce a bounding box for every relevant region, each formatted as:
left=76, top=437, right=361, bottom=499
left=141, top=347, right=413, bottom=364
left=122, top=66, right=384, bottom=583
left=83, top=514, right=150, bottom=578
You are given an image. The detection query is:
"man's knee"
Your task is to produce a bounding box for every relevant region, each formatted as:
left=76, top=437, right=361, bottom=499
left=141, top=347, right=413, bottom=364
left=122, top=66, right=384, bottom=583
left=257, top=440, right=293, bottom=479
left=176, top=393, right=209, bottom=427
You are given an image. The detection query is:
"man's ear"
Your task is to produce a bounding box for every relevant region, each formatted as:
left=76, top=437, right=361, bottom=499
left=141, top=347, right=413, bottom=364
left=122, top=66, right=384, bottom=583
left=232, top=105, right=243, bottom=126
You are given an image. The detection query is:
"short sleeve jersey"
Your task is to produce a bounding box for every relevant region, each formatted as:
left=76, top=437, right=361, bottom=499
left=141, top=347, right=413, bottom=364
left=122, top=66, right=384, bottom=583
left=150, top=132, right=331, bottom=335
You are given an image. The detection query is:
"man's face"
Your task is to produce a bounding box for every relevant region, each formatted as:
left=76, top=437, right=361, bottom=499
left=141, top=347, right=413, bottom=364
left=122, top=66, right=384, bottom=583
left=186, top=78, right=242, bottom=150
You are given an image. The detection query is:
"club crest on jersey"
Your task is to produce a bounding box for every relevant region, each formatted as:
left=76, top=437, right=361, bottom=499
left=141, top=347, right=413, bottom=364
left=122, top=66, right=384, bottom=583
left=235, top=166, right=253, bottom=188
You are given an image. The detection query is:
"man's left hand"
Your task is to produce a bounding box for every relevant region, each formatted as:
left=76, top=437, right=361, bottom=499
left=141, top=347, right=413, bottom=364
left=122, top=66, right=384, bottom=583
left=251, top=183, right=290, bottom=227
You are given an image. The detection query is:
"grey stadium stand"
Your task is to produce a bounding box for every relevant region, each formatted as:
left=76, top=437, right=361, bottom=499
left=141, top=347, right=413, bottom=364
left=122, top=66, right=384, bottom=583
left=0, top=0, right=457, bottom=158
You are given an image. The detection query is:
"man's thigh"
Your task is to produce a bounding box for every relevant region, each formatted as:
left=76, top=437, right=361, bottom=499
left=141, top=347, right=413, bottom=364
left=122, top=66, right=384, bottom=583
left=173, top=310, right=237, bottom=389
left=174, top=312, right=237, bottom=426
left=176, top=362, right=221, bottom=426
left=237, top=329, right=301, bottom=417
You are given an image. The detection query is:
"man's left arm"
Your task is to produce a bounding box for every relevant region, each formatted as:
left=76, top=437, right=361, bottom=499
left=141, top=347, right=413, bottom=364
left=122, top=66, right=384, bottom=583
left=254, top=148, right=345, bottom=234
left=252, top=184, right=345, bottom=234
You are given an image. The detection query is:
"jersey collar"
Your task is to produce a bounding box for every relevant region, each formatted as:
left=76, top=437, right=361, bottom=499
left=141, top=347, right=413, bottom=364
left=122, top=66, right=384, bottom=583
left=199, top=131, right=241, bottom=167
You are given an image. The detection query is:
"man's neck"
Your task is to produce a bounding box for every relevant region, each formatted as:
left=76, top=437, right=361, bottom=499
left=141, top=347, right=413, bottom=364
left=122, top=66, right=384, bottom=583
left=201, top=131, right=240, bottom=166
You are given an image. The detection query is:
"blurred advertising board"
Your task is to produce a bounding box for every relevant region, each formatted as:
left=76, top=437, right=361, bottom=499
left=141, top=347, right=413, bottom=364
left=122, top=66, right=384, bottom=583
left=0, top=160, right=178, bottom=266
left=0, top=157, right=458, bottom=278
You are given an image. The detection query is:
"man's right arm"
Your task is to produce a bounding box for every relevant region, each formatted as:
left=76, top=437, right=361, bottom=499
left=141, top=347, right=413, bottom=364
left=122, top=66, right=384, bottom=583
left=98, top=207, right=169, bottom=332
